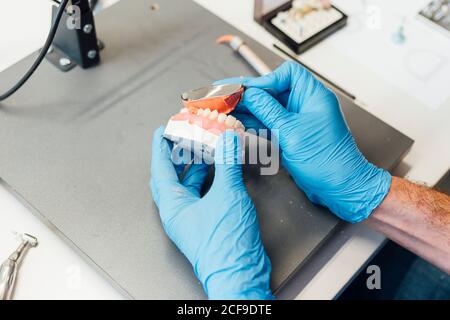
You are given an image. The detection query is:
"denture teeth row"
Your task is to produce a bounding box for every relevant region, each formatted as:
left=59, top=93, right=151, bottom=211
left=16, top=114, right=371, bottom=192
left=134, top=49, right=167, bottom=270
left=180, top=108, right=244, bottom=129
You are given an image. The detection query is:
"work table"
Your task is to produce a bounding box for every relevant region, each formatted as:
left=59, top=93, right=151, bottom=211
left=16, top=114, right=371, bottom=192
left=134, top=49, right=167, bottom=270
left=0, top=0, right=448, bottom=299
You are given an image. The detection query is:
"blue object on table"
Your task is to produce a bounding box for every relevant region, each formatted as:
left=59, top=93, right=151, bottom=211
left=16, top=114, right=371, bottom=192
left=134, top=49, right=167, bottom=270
left=216, top=61, right=392, bottom=223
left=151, top=127, right=273, bottom=299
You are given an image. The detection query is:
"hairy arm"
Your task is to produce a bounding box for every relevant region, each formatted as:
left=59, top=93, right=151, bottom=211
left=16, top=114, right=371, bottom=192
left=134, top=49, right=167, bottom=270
left=217, top=62, right=450, bottom=274
left=367, top=177, right=450, bottom=274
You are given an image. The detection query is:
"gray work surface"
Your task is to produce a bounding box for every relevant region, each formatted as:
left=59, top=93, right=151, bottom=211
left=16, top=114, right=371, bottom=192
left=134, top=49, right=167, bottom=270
left=0, top=0, right=413, bottom=299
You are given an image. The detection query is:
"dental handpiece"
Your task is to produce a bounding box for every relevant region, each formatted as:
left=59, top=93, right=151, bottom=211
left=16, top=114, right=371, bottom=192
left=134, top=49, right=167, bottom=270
left=217, top=35, right=272, bottom=76
left=0, top=233, right=38, bottom=300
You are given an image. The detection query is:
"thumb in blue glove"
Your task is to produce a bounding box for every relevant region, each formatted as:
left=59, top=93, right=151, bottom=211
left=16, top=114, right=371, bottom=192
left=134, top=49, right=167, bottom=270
left=216, top=61, right=391, bottom=223
left=150, top=126, right=273, bottom=299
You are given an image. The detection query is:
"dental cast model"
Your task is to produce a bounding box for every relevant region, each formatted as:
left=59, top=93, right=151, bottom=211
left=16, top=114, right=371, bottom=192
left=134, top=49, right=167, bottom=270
left=164, top=84, right=245, bottom=162
left=164, top=107, right=245, bottom=162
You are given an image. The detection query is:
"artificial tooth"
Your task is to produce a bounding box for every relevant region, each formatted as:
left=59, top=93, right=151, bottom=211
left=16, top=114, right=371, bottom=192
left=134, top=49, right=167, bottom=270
left=234, top=120, right=244, bottom=129
left=209, top=110, right=218, bottom=120
left=217, top=113, right=227, bottom=123
left=180, top=108, right=188, bottom=114
left=202, top=108, right=211, bottom=117
left=196, top=109, right=203, bottom=116
left=225, top=115, right=236, bottom=127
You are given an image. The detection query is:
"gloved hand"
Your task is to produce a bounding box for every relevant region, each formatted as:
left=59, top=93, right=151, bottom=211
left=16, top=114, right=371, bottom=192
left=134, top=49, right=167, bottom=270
left=216, top=61, right=391, bottom=223
left=150, top=127, right=273, bottom=299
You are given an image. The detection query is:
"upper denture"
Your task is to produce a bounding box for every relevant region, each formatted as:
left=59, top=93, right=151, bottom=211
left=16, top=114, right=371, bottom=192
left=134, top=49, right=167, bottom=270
left=171, top=108, right=244, bottom=135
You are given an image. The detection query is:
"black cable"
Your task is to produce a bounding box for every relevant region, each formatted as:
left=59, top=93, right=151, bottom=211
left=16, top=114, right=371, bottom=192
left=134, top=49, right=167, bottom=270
left=0, top=0, right=70, bottom=102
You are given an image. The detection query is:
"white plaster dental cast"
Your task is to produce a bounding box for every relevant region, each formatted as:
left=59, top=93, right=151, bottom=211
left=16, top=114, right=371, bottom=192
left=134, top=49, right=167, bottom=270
left=163, top=107, right=245, bottom=163
left=164, top=83, right=245, bottom=162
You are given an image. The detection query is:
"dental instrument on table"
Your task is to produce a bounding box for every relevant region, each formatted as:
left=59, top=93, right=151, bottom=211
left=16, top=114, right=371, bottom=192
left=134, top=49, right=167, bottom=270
left=217, top=35, right=272, bottom=76
left=0, top=233, right=38, bottom=300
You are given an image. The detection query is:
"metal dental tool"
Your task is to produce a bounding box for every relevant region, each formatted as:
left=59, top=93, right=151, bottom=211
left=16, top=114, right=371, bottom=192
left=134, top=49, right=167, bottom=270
left=0, top=233, right=38, bottom=300
left=217, top=35, right=272, bottom=76
left=181, top=83, right=244, bottom=114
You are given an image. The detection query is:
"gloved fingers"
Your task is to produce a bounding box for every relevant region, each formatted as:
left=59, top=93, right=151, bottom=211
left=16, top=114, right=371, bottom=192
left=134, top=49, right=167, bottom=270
left=231, top=112, right=267, bottom=132
left=214, top=62, right=321, bottom=114
left=278, top=90, right=291, bottom=107
left=212, top=131, right=245, bottom=190
left=151, top=126, right=180, bottom=184
left=242, top=62, right=332, bottom=115
left=214, top=77, right=251, bottom=114
left=170, top=143, right=197, bottom=178
left=150, top=126, right=195, bottom=208
left=234, top=88, right=290, bottom=115
left=214, top=77, right=286, bottom=114
left=241, top=87, right=292, bottom=131
left=181, top=163, right=209, bottom=197
left=240, top=61, right=302, bottom=94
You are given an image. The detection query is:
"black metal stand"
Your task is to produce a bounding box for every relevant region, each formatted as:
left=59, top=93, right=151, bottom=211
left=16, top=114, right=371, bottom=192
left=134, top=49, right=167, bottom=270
left=46, top=0, right=101, bottom=71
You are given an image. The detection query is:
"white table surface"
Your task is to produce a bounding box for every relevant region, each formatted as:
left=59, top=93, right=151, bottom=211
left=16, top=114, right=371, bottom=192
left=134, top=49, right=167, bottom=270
left=1, top=0, right=449, bottom=300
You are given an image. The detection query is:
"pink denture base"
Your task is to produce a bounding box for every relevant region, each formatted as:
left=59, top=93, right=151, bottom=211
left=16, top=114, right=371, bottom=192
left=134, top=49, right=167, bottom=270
left=171, top=113, right=228, bottom=136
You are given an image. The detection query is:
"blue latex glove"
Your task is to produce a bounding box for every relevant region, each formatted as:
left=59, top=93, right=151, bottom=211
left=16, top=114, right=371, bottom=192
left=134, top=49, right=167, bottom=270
left=150, top=127, right=273, bottom=299
left=216, top=61, right=391, bottom=223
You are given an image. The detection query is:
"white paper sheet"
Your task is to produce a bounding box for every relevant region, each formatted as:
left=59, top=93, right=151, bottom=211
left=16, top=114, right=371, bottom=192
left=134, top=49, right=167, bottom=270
left=329, top=0, right=450, bottom=110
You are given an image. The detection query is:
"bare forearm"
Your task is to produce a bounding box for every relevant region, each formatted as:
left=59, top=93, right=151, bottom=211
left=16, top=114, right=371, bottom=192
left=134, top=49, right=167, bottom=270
left=367, top=177, right=450, bottom=274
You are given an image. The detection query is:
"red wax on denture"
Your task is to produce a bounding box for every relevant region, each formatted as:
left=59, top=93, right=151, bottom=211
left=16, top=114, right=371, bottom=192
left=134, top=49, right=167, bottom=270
left=182, top=87, right=244, bottom=114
